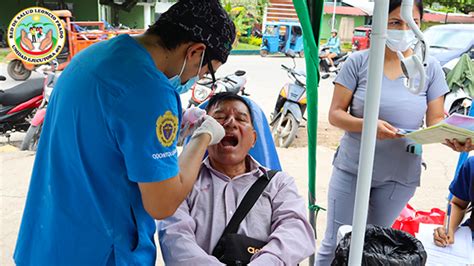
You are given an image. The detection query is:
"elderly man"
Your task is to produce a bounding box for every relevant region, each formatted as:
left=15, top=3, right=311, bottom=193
left=158, top=92, right=315, bottom=265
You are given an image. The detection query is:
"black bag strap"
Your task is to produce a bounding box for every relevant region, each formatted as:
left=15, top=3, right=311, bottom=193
left=221, top=169, right=278, bottom=235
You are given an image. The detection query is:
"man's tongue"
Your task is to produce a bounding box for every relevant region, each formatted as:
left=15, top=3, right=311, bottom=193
left=221, top=136, right=237, bottom=147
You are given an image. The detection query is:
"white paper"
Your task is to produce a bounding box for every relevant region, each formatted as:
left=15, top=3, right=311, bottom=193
left=416, top=223, right=474, bottom=265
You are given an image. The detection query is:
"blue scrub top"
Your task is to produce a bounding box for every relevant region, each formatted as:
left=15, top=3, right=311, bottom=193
left=449, top=156, right=473, bottom=229
left=14, top=34, right=181, bottom=265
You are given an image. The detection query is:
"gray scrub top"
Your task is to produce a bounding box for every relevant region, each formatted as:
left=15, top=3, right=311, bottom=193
left=333, top=50, right=449, bottom=186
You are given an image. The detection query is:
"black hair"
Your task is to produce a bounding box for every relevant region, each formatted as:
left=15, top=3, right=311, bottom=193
left=145, top=20, right=216, bottom=64
left=146, top=21, right=194, bottom=51
left=389, top=0, right=424, bottom=20
left=206, top=92, right=254, bottom=124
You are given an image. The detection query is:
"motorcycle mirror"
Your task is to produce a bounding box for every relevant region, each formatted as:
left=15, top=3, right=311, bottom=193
left=286, top=50, right=296, bottom=58
left=50, top=59, right=59, bottom=71
left=235, top=70, right=246, bottom=76
left=0, top=76, right=6, bottom=81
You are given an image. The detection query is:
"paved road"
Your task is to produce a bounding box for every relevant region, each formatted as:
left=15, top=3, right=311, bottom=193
left=0, top=55, right=466, bottom=265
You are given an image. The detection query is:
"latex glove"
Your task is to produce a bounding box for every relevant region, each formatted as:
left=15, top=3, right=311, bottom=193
left=191, top=115, right=225, bottom=145
left=178, top=107, right=206, bottom=144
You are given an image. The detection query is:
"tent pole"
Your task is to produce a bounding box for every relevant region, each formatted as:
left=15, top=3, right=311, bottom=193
left=347, top=0, right=389, bottom=264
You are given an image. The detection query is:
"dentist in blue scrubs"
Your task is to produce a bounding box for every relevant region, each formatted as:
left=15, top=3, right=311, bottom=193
left=14, top=0, right=235, bottom=265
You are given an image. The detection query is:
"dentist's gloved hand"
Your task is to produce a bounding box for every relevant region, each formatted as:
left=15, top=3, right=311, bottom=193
left=191, top=115, right=225, bottom=145
left=178, top=107, right=206, bottom=144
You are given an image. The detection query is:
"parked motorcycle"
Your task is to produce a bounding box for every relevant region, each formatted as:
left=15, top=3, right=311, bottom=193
left=188, top=70, right=249, bottom=107
left=270, top=56, right=307, bottom=148
left=20, top=64, right=59, bottom=150
left=319, top=47, right=350, bottom=79
left=0, top=77, right=44, bottom=142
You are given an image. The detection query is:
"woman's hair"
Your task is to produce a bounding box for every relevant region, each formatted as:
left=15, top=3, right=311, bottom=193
left=389, top=0, right=424, bottom=20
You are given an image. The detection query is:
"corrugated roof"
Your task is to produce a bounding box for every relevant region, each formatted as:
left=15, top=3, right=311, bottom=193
left=323, top=6, right=368, bottom=16
left=423, top=13, right=474, bottom=23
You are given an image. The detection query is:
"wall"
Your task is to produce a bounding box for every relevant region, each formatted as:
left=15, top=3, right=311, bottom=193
left=320, top=14, right=366, bottom=41
left=1, top=0, right=99, bottom=29
left=1, top=1, right=152, bottom=32
left=1, top=0, right=36, bottom=29
left=119, top=5, right=145, bottom=29
left=68, top=0, right=99, bottom=21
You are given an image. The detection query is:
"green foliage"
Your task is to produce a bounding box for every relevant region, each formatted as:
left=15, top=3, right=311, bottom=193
left=0, top=49, right=9, bottom=63
left=341, top=42, right=352, bottom=51
left=424, top=0, right=474, bottom=14
left=222, top=0, right=269, bottom=23
left=232, top=6, right=254, bottom=37
left=239, top=36, right=251, bottom=43
left=222, top=0, right=269, bottom=34
left=235, top=42, right=260, bottom=50
left=248, top=36, right=262, bottom=46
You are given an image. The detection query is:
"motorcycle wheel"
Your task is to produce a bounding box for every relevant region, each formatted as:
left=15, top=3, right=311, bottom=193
left=272, top=113, right=299, bottom=148
left=299, top=51, right=304, bottom=58
left=7, top=59, right=32, bottom=81
left=20, top=124, right=42, bottom=151
left=260, top=50, right=268, bottom=57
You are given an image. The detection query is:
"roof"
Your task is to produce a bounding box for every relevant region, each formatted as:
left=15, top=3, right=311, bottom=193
left=423, top=13, right=474, bottom=24
left=266, top=21, right=301, bottom=27
left=323, top=5, right=368, bottom=16
left=342, top=0, right=374, bottom=15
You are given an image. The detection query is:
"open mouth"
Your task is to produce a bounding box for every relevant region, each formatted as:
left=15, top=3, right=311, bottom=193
left=220, top=135, right=239, bottom=147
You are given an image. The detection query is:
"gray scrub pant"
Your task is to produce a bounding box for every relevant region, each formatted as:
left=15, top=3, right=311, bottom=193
left=315, top=167, right=417, bottom=266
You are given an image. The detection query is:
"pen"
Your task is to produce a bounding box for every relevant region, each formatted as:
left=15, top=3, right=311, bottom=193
left=446, top=200, right=451, bottom=239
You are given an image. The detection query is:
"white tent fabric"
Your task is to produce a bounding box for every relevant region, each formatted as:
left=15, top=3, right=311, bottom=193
left=342, top=0, right=374, bottom=16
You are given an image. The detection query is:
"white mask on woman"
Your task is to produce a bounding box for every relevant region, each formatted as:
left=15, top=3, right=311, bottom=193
left=386, top=29, right=417, bottom=52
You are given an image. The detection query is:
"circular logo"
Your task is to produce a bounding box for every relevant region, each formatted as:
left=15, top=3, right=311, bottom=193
left=156, top=111, right=179, bottom=147
left=7, top=7, right=66, bottom=65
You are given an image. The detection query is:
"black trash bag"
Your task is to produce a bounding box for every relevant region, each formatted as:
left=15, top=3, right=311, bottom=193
left=332, top=225, right=427, bottom=266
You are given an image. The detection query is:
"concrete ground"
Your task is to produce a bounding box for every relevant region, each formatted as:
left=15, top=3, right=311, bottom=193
left=0, top=55, right=465, bottom=265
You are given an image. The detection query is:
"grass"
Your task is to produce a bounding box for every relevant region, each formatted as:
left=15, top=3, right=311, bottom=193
left=235, top=42, right=260, bottom=51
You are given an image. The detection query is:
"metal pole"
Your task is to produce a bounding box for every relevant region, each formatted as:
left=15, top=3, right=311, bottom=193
left=347, top=0, right=389, bottom=265
left=262, top=3, right=268, bottom=37
left=331, top=0, right=337, bottom=31
left=143, top=4, right=152, bottom=28
left=309, top=208, right=316, bottom=265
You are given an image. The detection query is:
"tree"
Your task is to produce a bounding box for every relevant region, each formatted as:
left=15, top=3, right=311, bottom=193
left=424, top=0, right=474, bottom=14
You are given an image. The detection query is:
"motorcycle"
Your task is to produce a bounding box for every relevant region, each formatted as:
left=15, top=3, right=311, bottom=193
left=20, top=64, right=59, bottom=150
left=0, top=76, right=44, bottom=143
left=188, top=70, right=249, bottom=107
left=270, top=55, right=307, bottom=148
left=318, top=47, right=350, bottom=79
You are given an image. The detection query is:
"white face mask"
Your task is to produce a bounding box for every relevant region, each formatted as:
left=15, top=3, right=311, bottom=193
left=386, top=29, right=417, bottom=52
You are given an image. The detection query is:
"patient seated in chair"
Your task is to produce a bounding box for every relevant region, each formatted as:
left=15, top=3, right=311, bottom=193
left=158, top=92, right=315, bottom=265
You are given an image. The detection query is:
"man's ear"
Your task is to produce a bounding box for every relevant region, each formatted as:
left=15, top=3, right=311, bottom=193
left=252, top=129, right=257, bottom=147
left=186, top=43, right=206, bottom=59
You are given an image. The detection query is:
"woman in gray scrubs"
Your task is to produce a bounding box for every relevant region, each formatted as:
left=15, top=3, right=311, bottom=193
left=316, top=0, right=473, bottom=265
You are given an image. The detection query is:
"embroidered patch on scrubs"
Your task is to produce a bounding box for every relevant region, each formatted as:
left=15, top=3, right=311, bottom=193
left=156, top=111, right=178, bottom=147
